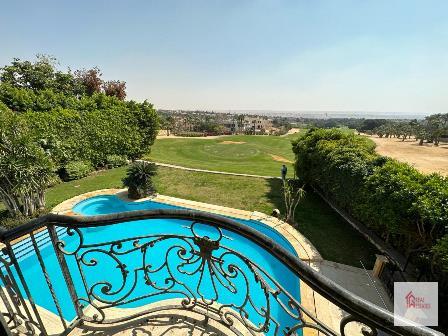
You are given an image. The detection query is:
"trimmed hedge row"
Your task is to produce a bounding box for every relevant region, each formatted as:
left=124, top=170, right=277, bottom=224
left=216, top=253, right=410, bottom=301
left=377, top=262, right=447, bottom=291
left=292, top=128, right=448, bottom=270
left=2, top=90, right=159, bottom=170
left=293, top=128, right=448, bottom=332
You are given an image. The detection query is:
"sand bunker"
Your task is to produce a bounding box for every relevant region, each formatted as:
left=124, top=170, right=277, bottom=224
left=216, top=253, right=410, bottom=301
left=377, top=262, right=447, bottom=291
left=270, top=154, right=293, bottom=163
left=219, top=141, right=246, bottom=144
left=366, top=135, right=448, bottom=176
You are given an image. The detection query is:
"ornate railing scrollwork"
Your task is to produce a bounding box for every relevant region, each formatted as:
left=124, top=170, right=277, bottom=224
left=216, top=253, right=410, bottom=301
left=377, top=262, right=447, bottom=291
left=0, top=210, right=442, bottom=336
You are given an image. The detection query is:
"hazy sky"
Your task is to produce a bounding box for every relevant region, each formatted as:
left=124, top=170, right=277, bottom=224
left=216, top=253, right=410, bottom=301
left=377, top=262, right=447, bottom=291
left=1, top=1, right=447, bottom=114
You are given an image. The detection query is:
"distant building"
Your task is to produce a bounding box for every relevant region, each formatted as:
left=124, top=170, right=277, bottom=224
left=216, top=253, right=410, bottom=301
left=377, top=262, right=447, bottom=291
left=221, top=116, right=273, bottom=134
left=159, top=110, right=275, bottom=135
left=241, top=116, right=274, bottom=134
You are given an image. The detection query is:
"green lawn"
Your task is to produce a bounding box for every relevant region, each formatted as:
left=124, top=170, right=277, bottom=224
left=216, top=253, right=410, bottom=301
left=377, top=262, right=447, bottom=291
left=1, top=165, right=378, bottom=268
left=145, top=134, right=301, bottom=176
left=45, top=167, right=128, bottom=209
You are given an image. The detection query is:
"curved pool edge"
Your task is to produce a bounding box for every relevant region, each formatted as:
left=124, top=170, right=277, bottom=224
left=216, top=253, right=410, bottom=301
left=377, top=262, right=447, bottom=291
left=49, top=189, right=328, bottom=336
left=52, top=188, right=322, bottom=263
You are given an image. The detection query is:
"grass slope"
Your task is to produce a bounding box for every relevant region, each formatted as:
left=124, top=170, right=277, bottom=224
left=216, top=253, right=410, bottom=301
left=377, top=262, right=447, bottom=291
left=146, top=134, right=300, bottom=176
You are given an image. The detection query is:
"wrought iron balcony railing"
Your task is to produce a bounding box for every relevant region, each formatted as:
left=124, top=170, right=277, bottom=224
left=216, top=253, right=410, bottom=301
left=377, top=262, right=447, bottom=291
left=0, top=210, right=441, bottom=336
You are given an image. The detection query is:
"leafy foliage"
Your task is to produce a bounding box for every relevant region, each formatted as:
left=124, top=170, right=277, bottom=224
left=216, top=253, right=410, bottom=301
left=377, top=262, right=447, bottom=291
left=293, top=128, right=448, bottom=276
left=0, top=55, right=159, bottom=217
left=63, top=161, right=94, bottom=181
left=106, top=155, right=128, bottom=169
left=433, top=235, right=448, bottom=272
left=372, top=114, right=448, bottom=145
left=74, top=67, right=103, bottom=96
left=103, top=80, right=126, bottom=100
left=0, top=56, right=159, bottom=170
left=1, top=55, right=63, bottom=92
left=122, top=161, right=157, bottom=199
left=0, top=109, right=54, bottom=216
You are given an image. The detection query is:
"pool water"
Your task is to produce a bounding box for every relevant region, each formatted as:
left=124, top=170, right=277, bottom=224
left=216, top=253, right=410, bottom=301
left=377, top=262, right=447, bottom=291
left=6, top=196, right=301, bottom=334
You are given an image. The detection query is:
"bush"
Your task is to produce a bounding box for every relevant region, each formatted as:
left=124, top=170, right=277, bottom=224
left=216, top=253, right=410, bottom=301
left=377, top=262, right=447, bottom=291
left=1, top=89, right=158, bottom=169
left=106, top=155, right=128, bottom=169
left=62, top=161, right=93, bottom=181
left=0, top=56, right=159, bottom=171
left=293, top=128, right=448, bottom=328
left=47, top=174, right=62, bottom=187
left=122, top=161, right=157, bottom=199
left=0, top=110, right=54, bottom=217
left=292, top=128, right=448, bottom=253
left=0, top=208, right=49, bottom=229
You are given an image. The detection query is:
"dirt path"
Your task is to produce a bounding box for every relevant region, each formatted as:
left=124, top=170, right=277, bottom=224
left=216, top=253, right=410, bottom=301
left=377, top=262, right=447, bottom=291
left=157, top=134, right=228, bottom=139
left=219, top=141, right=246, bottom=144
left=139, top=160, right=278, bottom=179
left=365, top=135, right=448, bottom=176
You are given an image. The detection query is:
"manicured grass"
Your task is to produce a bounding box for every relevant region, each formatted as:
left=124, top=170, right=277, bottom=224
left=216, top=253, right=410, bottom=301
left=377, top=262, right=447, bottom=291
left=1, top=165, right=377, bottom=268
left=155, top=167, right=282, bottom=215
left=156, top=168, right=378, bottom=268
left=294, top=191, right=378, bottom=268
left=146, top=134, right=301, bottom=176
left=45, top=167, right=128, bottom=209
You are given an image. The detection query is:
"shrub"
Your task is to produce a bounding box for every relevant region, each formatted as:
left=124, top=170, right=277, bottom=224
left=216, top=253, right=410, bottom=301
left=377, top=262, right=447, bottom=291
left=63, top=161, right=93, bottom=181
left=0, top=110, right=54, bottom=217
left=122, top=161, right=157, bottom=199
left=47, top=175, right=62, bottom=187
left=0, top=57, right=159, bottom=171
left=292, top=128, right=448, bottom=253
left=0, top=208, right=49, bottom=229
left=292, top=128, right=448, bottom=326
left=106, top=155, right=128, bottom=169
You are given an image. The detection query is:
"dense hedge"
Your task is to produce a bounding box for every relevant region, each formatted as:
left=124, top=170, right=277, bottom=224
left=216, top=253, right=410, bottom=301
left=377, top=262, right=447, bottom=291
left=0, top=89, right=158, bottom=169
left=0, top=56, right=159, bottom=223
left=63, top=161, right=93, bottom=181
left=293, top=128, right=448, bottom=269
left=293, top=128, right=448, bottom=330
left=0, top=56, right=159, bottom=172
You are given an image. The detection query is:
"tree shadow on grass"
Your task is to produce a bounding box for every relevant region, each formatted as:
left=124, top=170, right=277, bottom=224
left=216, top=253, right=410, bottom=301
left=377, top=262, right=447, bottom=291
left=266, top=178, right=378, bottom=269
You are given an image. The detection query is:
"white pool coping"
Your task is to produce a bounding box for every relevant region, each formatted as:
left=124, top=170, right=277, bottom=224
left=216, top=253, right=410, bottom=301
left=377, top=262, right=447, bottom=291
left=52, top=188, right=323, bottom=263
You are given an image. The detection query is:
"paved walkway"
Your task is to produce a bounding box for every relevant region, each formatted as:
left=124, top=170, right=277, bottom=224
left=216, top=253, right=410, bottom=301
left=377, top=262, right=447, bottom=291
left=139, top=160, right=280, bottom=179
left=312, top=260, right=392, bottom=311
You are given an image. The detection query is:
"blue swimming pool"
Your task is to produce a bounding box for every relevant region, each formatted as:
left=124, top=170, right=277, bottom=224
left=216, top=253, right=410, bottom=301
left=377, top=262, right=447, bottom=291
left=6, top=195, right=301, bottom=334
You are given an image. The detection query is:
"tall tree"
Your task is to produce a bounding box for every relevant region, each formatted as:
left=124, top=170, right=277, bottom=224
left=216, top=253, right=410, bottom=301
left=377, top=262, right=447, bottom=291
left=0, top=54, right=76, bottom=93
left=425, top=114, right=448, bottom=146
left=74, top=67, right=103, bottom=96
left=103, top=80, right=126, bottom=100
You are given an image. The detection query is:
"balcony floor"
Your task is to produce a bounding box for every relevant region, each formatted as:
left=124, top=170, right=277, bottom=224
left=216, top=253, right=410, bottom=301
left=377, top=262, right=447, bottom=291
left=68, top=310, right=244, bottom=336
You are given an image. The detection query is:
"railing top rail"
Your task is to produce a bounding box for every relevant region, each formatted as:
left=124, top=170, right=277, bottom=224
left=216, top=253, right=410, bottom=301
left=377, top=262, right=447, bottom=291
left=0, top=209, right=441, bottom=336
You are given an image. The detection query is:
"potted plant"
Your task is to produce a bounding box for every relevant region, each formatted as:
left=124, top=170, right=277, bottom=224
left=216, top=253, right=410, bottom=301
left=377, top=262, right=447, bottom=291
left=122, top=161, right=157, bottom=199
